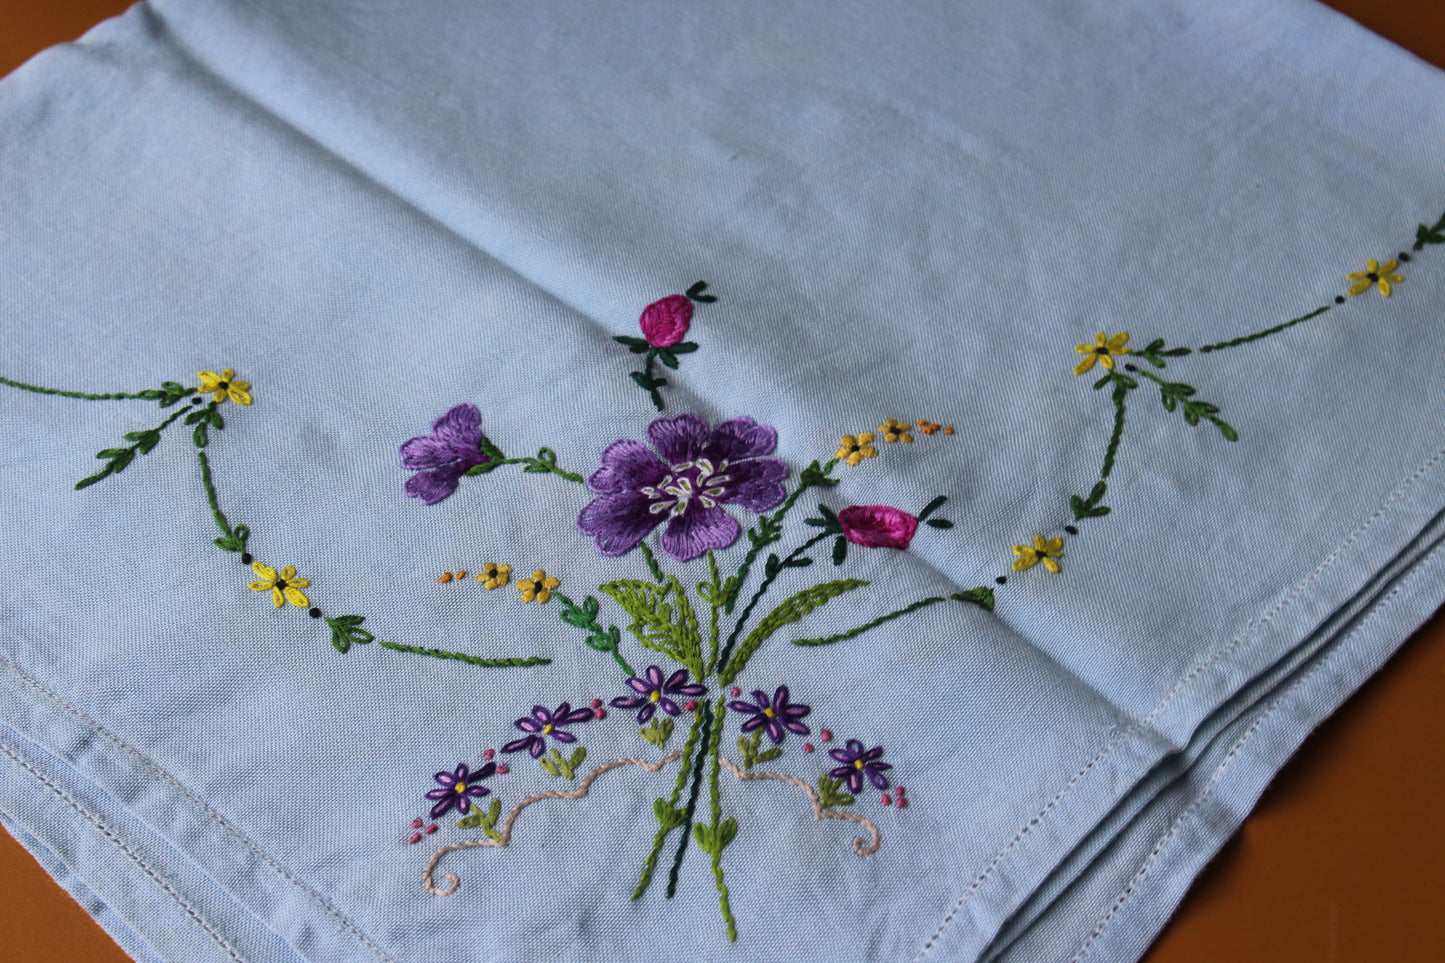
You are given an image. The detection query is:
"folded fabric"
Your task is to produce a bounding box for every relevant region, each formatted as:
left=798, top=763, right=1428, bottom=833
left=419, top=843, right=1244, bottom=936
left=3, top=1, right=1444, bottom=961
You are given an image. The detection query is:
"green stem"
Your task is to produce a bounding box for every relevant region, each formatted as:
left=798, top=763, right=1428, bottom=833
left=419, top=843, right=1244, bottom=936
left=716, top=531, right=830, bottom=675
left=792, top=595, right=948, bottom=647
left=726, top=459, right=838, bottom=614
left=705, top=551, right=722, bottom=673
left=1100, top=383, right=1129, bottom=480
left=1197, top=305, right=1331, bottom=353
left=704, top=697, right=737, bottom=941
left=552, top=592, right=635, bottom=676
left=666, top=700, right=713, bottom=898
left=376, top=640, right=550, bottom=668
left=196, top=449, right=240, bottom=542
left=0, top=375, right=191, bottom=401
left=634, top=706, right=706, bottom=900
left=639, top=541, right=666, bottom=583
left=642, top=353, right=664, bottom=411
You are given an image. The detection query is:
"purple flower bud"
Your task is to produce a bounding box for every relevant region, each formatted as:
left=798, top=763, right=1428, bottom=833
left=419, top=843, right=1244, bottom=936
left=837, top=505, right=919, bottom=549
left=639, top=294, right=693, bottom=347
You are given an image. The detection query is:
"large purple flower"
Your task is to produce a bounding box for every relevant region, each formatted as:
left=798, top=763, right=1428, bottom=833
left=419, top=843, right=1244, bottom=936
left=611, top=665, right=708, bottom=723
left=728, top=685, right=811, bottom=744
left=577, top=414, right=787, bottom=562
left=828, top=739, right=892, bottom=792
left=400, top=403, right=490, bottom=505
left=425, top=762, right=496, bottom=818
left=501, top=702, right=594, bottom=758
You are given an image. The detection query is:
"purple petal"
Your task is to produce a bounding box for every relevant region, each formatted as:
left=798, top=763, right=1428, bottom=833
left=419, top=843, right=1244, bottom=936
left=626, top=677, right=652, bottom=694
left=452, top=764, right=471, bottom=781
left=645, top=665, right=665, bottom=689
left=455, top=796, right=472, bottom=815
left=430, top=797, right=457, bottom=818
left=772, top=686, right=792, bottom=712
left=472, top=762, right=497, bottom=780
left=404, top=463, right=467, bottom=505
left=515, top=718, right=543, bottom=733
left=862, top=746, right=885, bottom=762
left=433, top=770, right=458, bottom=787
left=713, top=457, right=788, bottom=513
left=658, top=697, right=680, bottom=716
left=468, top=784, right=492, bottom=798
left=578, top=491, right=663, bottom=556
left=612, top=695, right=647, bottom=708
left=749, top=691, right=770, bottom=709
left=663, top=669, right=690, bottom=692
left=501, top=736, right=534, bottom=754
left=552, top=730, right=577, bottom=744
left=782, top=719, right=810, bottom=735
left=637, top=703, right=656, bottom=724
left=762, top=719, right=785, bottom=744
left=560, top=707, right=595, bottom=725
left=425, top=788, right=453, bottom=800
left=553, top=703, right=571, bottom=719
left=844, top=770, right=863, bottom=793
left=738, top=715, right=765, bottom=732
left=658, top=504, right=740, bottom=562
left=780, top=703, right=811, bottom=720
left=429, top=403, right=483, bottom=451
left=828, top=748, right=852, bottom=764
left=533, top=706, right=554, bottom=724
left=867, top=768, right=891, bottom=791
left=828, top=764, right=852, bottom=780
left=587, top=439, right=669, bottom=494
left=705, top=418, right=778, bottom=462
left=673, top=683, right=708, bottom=697
left=400, top=434, right=462, bottom=470
left=647, top=413, right=711, bottom=464
left=844, top=738, right=865, bottom=756
left=529, top=738, right=546, bottom=759
left=729, top=700, right=760, bottom=714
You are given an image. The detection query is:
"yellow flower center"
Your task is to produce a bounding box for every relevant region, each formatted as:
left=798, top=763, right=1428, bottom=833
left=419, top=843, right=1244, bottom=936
left=650, top=691, right=661, bottom=702
left=854, top=759, right=865, bottom=770
left=455, top=783, right=467, bottom=794
left=763, top=707, right=776, bottom=718
left=542, top=723, right=554, bottom=734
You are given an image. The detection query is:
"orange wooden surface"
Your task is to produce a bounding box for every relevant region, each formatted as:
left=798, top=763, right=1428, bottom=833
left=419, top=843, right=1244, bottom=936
left=1, top=2, right=1443, bottom=961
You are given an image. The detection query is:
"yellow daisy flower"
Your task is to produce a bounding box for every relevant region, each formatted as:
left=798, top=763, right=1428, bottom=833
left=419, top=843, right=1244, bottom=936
left=197, top=369, right=253, bottom=405
left=878, top=419, right=913, bottom=443
left=1073, top=332, right=1130, bottom=376
left=1345, top=258, right=1404, bottom=297
left=1012, top=535, right=1064, bottom=574
left=834, top=433, right=878, bottom=466
left=475, top=563, right=512, bottom=589
left=518, top=569, right=560, bottom=603
left=249, top=561, right=311, bottom=608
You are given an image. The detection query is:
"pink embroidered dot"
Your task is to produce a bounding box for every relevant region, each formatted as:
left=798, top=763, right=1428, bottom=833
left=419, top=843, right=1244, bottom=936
left=591, top=697, right=602, bottom=708
left=894, top=785, right=905, bottom=796
left=407, top=832, right=422, bottom=845
left=804, top=743, right=814, bottom=753
left=684, top=700, right=698, bottom=712
left=896, top=797, right=909, bottom=809
left=410, top=817, right=424, bottom=829
left=594, top=707, right=607, bottom=720
left=424, top=823, right=438, bottom=835
left=730, top=686, right=741, bottom=697
left=496, top=764, right=510, bottom=774
left=820, top=729, right=832, bottom=742
left=483, top=748, right=496, bottom=761
left=881, top=794, right=892, bottom=806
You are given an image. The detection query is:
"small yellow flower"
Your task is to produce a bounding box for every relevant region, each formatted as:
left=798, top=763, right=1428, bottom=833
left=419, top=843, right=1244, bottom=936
left=1012, top=535, right=1064, bottom=573
left=249, top=561, right=311, bottom=608
left=518, top=569, right=560, bottom=603
left=197, top=369, right=253, bottom=405
left=1073, top=332, right=1130, bottom=376
left=1345, top=258, right=1404, bottom=297
left=835, top=433, right=878, bottom=466
left=475, top=563, right=512, bottom=589
left=878, top=419, right=913, bottom=443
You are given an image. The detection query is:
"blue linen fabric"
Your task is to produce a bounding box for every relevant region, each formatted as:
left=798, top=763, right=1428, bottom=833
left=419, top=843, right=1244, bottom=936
left=2, top=1, right=1444, bottom=960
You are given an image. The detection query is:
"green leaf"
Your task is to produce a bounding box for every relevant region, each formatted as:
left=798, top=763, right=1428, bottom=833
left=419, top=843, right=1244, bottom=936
left=183, top=409, right=207, bottom=425
left=720, top=578, right=870, bottom=684
left=917, top=495, right=947, bottom=521
left=952, top=586, right=996, bottom=612
left=1093, top=374, right=1111, bottom=390
left=817, top=775, right=856, bottom=810
left=669, top=341, right=699, bottom=353
left=325, top=615, right=373, bottom=653
left=598, top=576, right=704, bottom=678
left=925, top=518, right=953, bottom=529
left=193, top=422, right=209, bottom=448
left=457, top=798, right=502, bottom=840
left=569, top=747, right=587, bottom=769
left=832, top=536, right=848, bottom=566
left=1088, top=480, right=1107, bottom=504
left=656, top=350, right=680, bottom=370
left=212, top=523, right=251, bottom=553
left=95, top=448, right=128, bottom=459
left=1217, top=420, right=1239, bottom=442
left=613, top=335, right=649, bottom=348
left=639, top=717, right=675, bottom=747
left=653, top=798, right=685, bottom=829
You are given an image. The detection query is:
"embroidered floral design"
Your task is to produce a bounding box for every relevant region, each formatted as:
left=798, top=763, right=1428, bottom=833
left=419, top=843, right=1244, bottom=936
left=426, top=762, right=496, bottom=818
left=1346, top=258, right=1404, bottom=297
left=1073, top=332, right=1130, bottom=375
left=517, top=570, right=559, bottom=603
left=729, top=686, right=811, bottom=744
left=611, top=665, right=708, bottom=723
left=400, top=403, right=491, bottom=505
left=197, top=369, right=253, bottom=405
left=834, top=433, right=878, bottom=466
left=639, top=295, right=694, bottom=347
left=877, top=418, right=913, bottom=443
left=1012, top=535, right=1064, bottom=573
left=837, top=505, right=918, bottom=549
left=613, top=282, right=716, bottom=411
left=828, top=739, right=892, bottom=793
left=476, top=563, right=512, bottom=589
left=502, top=703, right=594, bottom=758
left=248, top=561, right=311, bottom=608
left=577, top=413, right=787, bottom=562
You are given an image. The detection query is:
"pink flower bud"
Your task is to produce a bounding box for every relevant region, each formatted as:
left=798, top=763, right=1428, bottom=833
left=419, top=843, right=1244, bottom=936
left=496, top=764, right=510, bottom=774
left=684, top=700, right=698, bottom=712
left=837, top=505, right=919, bottom=549
left=590, top=697, right=602, bottom=708
left=639, top=294, right=693, bottom=347
left=731, top=686, right=741, bottom=697
left=411, top=817, right=424, bottom=829
left=804, top=743, right=814, bottom=753
left=881, top=794, right=892, bottom=806
left=482, top=748, right=495, bottom=760
left=820, top=729, right=832, bottom=742
left=896, top=797, right=908, bottom=809
left=594, top=707, right=607, bottom=720
left=423, top=823, right=438, bottom=835
left=407, top=832, right=422, bottom=845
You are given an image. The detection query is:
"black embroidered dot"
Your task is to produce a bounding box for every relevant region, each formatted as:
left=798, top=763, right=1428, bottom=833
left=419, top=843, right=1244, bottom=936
left=275, top=579, right=288, bottom=590
left=1124, top=363, right=1138, bottom=372
left=1064, top=525, right=1079, bottom=535
left=995, top=576, right=1007, bottom=584
left=192, top=396, right=203, bottom=404
left=308, top=608, right=322, bottom=618
left=1366, top=272, right=1379, bottom=282
left=1399, top=252, right=1411, bottom=262
left=1334, top=295, right=1345, bottom=304
left=241, top=553, right=253, bottom=564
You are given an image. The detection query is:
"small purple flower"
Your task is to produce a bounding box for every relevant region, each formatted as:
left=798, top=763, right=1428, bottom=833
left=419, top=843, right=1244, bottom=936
left=828, top=739, right=892, bottom=792
left=577, top=413, right=788, bottom=562
left=400, top=403, right=490, bottom=505
left=729, top=685, right=811, bottom=744
left=501, top=702, right=595, bottom=758
left=611, top=665, right=708, bottom=723
left=425, top=762, right=496, bottom=818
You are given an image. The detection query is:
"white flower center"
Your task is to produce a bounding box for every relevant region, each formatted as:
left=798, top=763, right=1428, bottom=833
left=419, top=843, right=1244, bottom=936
left=641, top=458, right=732, bottom=516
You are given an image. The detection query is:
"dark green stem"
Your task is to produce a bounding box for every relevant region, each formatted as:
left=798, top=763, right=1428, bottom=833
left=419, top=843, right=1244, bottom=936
left=376, top=640, right=550, bottom=668
left=1196, top=305, right=1331, bottom=353
left=642, top=353, right=665, bottom=411
left=716, top=531, right=831, bottom=674
left=793, top=595, right=949, bottom=647
left=633, top=707, right=705, bottom=900
left=196, top=450, right=232, bottom=536
left=726, top=458, right=838, bottom=614
left=1100, top=384, right=1129, bottom=480
left=666, top=700, right=713, bottom=898
left=0, top=375, right=192, bottom=401
left=704, top=697, right=737, bottom=940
